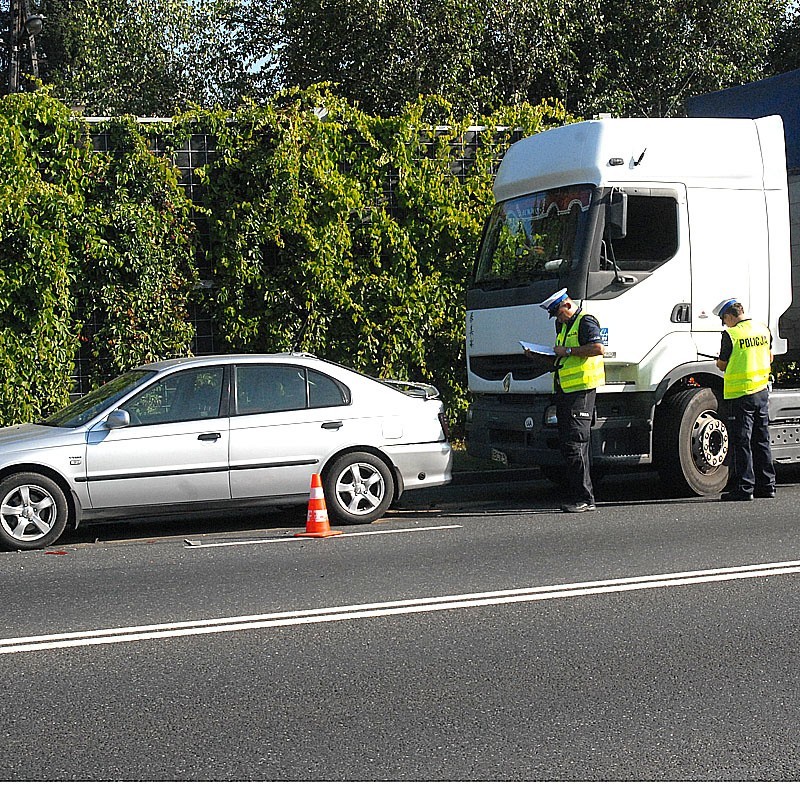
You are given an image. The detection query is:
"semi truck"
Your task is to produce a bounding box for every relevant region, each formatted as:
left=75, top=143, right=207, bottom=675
left=465, top=69, right=800, bottom=495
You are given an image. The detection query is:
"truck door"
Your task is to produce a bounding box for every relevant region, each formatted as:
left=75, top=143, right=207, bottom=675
left=586, top=185, right=691, bottom=368
left=688, top=187, right=769, bottom=355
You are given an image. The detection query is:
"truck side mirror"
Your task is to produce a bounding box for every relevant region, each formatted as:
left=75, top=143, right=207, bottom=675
left=606, top=190, right=628, bottom=239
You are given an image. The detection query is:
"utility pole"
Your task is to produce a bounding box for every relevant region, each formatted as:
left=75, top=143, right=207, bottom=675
left=2, top=0, right=44, bottom=94
left=7, top=0, right=23, bottom=94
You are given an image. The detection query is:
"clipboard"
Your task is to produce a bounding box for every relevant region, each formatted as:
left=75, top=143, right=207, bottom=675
left=519, top=340, right=556, bottom=357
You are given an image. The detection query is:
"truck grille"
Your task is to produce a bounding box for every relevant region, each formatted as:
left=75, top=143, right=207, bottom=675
left=469, top=355, right=550, bottom=382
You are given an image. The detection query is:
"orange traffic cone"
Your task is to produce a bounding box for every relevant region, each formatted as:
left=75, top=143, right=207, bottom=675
left=296, top=473, right=341, bottom=538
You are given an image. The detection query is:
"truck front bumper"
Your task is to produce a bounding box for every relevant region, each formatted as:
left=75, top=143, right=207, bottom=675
left=466, top=392, right=654, bottom=469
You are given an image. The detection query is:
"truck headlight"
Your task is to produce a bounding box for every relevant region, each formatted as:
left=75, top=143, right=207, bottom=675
left=544, top=404, right=558, bottom=426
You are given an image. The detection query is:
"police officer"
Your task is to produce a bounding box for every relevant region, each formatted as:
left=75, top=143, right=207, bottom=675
left=714, top=298, right=776, bottom=501
left=538, top=288, right=605, bottom=513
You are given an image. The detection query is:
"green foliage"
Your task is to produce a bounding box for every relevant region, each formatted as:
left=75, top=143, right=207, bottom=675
left=278, top=0, right=488, bottom=115
left=0, top=89, right=200, bottom=424
left=0, top=87, right=565, bottom=429
left=74, top=117, right=198, bottom=385
left=575, top=0, right=790, bottom=118
left=39, top=0, right=281, bottom=115
left=772, top=6, right=800, bottom=74
left=28, top=0, right=798, bottom=119
left=276, top=0, right=796, bottom=119
left=771, top=357, right=800, bottom=388
left=0, top=92, right=87, bottom=424
left=180, top=88, right=569, bottom=425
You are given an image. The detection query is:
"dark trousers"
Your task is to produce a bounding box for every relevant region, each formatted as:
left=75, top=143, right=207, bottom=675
left=728, top=388, right=775, bottom=495
left=556, top=388, right=596, bottom=505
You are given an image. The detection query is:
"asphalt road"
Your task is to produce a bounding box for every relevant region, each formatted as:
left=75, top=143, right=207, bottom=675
left=3, top=467, right=800, bottom=780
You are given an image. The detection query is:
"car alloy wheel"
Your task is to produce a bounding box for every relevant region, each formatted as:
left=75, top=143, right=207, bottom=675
left=0, top=473, right=69, bottom=551
left=324, top=451, right=395, bottom=525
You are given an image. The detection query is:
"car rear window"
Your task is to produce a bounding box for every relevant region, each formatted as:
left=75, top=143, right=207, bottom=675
left=234, top=365, right=349, bottom=414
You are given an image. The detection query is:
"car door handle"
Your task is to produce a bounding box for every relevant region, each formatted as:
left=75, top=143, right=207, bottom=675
left=198, top=432, right=221, bottom=441
left=321, top=421, right=343, bottom=430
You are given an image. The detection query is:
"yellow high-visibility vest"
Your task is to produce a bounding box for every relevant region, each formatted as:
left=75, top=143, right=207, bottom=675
left=724, top=319, right=771, bottom=400
left=554, top=312, right=605, bottom=393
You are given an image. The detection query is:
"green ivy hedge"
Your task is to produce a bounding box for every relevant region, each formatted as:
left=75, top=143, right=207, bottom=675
left=0, top=91, right=198, bottom=426
left=0, top=87, right=570, bottom=429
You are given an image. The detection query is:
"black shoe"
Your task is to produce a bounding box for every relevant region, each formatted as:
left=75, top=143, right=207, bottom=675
left=720, top=491, right=753, bottom=502
left=754, top=488, right=776, bottom=498
left=561, top=501, right=597, bottom=513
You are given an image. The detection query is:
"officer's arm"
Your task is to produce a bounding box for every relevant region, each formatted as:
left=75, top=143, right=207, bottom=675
left=571, top=342, right=604, bottom=357
left=558, top=316, right=604, bottom=358
left=717, top=330, right=732, bottom=372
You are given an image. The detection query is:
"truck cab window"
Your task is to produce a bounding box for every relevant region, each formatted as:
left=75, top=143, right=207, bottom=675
left=602, top=192, right=678, bottom=272
left=588, top=189, right=679, bottom=298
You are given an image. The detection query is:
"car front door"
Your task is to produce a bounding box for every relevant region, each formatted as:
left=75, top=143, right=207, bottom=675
left=85, top=366, right=231, bottom=510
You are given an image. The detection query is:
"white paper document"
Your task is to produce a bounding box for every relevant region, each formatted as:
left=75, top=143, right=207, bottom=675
left=519, top=340, right=556, bottom=357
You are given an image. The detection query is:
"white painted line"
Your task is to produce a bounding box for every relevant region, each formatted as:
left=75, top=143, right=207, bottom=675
left=3, top=558, right=800, bottom=654
left=183, top=524, right=464, bottom=548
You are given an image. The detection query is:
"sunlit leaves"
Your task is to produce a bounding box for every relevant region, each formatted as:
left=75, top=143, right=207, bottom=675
left=186, top=89, right=569, bottom=424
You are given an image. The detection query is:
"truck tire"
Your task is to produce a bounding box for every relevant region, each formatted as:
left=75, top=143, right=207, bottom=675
left=654, top=387, right=729, bottom=496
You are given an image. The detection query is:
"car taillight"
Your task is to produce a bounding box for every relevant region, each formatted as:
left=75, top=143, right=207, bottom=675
left=438, top=412, right=451, bottom=441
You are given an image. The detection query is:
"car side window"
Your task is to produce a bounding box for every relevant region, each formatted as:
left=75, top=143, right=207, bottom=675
left=308, top=369, right=349, bottom=408
left=235, top=365, right=308, bottom=415
left=122, top=367, right=224, bottom=426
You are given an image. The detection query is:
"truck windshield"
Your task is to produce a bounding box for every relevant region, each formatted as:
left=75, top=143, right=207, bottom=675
left=473, top=184, right=593, bottom=288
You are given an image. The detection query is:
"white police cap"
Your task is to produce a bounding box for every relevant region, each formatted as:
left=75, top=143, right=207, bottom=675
left=540, top=288, right=569, bottom=315
left=712, top=298, right=739, bottom=319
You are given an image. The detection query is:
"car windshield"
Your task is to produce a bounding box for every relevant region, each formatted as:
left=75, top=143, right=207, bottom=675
left=473, top=184, right=593, bottom=288
left=41, top=370, right=156, bottom=428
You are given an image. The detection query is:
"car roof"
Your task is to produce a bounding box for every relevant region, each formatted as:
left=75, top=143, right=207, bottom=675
left=138, top=352, right=325, bottom=371
left=133, top=353, right=440, bottom=399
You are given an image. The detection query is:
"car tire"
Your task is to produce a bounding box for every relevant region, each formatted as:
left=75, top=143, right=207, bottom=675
left=0, top=472, right=69, bottom=551
left=324, top=452, right=394, bottom=525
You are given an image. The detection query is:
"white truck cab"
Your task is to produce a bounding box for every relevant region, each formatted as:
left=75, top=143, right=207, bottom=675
left=466, top=111, right=799, bottom=494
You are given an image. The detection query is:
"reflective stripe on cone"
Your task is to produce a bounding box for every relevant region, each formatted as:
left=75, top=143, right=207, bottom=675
left=296, top=473, right=341, bottom=538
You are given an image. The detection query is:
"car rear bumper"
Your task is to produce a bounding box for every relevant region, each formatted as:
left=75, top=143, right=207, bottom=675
left=384, top=441, right=453, bottom=491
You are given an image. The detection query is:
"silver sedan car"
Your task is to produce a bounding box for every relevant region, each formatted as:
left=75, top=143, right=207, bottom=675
left=0, top=353, right=452, bottom=550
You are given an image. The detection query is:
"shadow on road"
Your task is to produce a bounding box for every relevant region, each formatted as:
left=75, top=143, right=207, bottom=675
left=49, top=462, right=800, bottom=549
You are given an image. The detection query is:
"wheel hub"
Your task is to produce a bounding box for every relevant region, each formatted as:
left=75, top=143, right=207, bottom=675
left=692, top=413, right=728, bottom=470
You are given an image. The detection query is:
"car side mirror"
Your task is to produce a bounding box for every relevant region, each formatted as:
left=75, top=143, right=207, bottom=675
left=106, top=409, right=131, bottom=429
left=606, top=190, right=628, bottom=239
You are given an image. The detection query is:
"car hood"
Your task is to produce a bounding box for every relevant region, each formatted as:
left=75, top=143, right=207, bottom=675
left=0, top=423, right=86, bottom=455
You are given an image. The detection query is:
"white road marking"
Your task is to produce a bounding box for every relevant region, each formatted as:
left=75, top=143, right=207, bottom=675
left=3, top=558, right=800, bottom=654
left=183, top=524, right=464, bottom=548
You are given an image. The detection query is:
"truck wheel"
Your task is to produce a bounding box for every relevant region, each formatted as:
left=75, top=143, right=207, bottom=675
left=0, top=472, right=69, bottom=551
left=654, top=387, right=729, bottom=496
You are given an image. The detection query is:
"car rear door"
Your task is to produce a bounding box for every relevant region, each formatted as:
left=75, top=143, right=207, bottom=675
left=228, top=363, right=352, bottom=500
